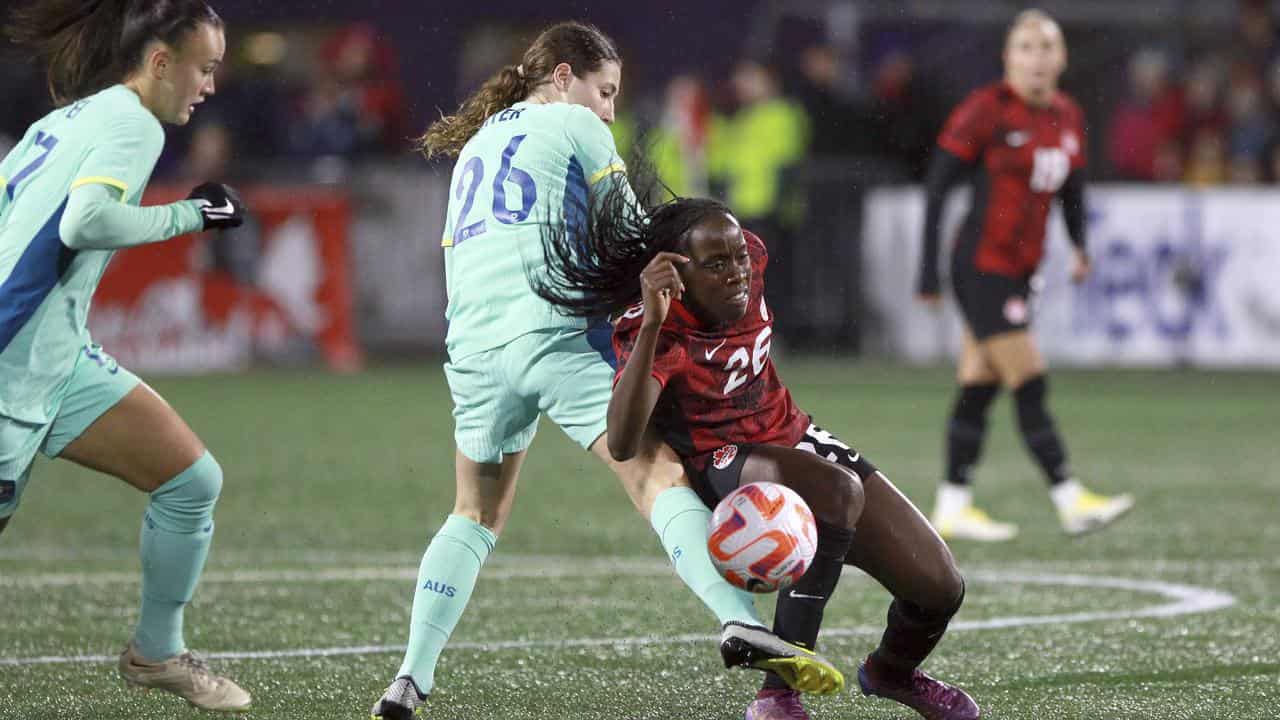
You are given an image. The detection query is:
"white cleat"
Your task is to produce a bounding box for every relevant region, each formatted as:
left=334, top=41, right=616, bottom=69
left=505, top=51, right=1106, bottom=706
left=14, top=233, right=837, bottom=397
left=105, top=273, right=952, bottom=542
left=931, top=506, right=1019, bottom=542
left=118, top=641, right=251, bottom=712
left=1058, top=488, right=1135, bottom=536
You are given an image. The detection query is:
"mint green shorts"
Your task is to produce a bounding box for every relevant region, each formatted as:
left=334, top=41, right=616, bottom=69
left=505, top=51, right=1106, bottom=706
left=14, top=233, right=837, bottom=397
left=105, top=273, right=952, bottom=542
left=0, top=345, right=141, bottom=517
left=445, top=328, right=613, bottom=464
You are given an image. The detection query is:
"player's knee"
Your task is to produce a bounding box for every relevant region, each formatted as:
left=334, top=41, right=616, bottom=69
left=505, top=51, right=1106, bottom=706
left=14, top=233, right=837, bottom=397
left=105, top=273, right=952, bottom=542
left=148, top=452, right=222, bottom=532
left=895, top=535, right=966, bottom=619
left=938, top=569, right=966, bottom=617
left=918, top=565, right=966, bottom=619
left=612, top=452, right=687, bottom=516
left=897, top=578, right=964, bottom=629
left=1013, top=375, right=1051, bottom=428
left=181, top=452, right=223, bottom=507
left=827, top=467, right=864, bottom=529
left=1014, top=374, right=1047, bottom=403
left=450, top=501, right=507, bottom=536
left=450, top=505, right=484, bottom=528
left=953, top=383, right=999, bottom=423
left=801, top=456, right=864, bottom=529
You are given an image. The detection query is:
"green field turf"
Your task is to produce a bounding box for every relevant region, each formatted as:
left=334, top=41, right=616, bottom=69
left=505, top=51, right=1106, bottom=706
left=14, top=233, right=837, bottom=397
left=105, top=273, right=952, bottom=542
left=1, top=359, right=1277, bottom=719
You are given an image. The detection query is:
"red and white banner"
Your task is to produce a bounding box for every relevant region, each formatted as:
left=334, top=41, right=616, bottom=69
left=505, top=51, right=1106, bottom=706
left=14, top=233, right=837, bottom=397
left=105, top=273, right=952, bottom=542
left=89, top=186, right=362, bottom=373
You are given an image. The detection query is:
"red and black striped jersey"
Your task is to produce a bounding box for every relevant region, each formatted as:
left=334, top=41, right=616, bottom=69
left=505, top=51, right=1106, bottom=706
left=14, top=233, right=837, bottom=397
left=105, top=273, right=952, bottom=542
left=611, top=230, right=809, bottom=468
left=938, top=82, right=1086, bottom=277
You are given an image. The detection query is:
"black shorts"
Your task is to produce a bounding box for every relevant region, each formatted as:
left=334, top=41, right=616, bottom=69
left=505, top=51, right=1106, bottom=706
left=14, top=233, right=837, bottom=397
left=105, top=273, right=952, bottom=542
left=951, top=266, right=1034, bottom=340
left=685, top=422, right=880, bottom=509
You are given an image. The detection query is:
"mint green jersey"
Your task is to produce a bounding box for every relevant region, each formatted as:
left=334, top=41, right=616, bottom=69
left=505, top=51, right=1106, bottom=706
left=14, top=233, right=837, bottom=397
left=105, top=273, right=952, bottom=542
left=441, top=101, right=629, bottom=360
left=0, top=85, right=165, bottom=423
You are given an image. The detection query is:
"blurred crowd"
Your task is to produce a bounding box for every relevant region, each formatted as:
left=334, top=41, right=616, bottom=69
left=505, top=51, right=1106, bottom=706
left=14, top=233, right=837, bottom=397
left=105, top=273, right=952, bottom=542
left=172, top=22, right=410, bottom=180
left=1108, top=0, right=1280, bottom=183
left=7, top=4, right=1280, bottom=193
left=0, top=21, right=410, bottom=181
left=605, top=49, right=934, bottom=315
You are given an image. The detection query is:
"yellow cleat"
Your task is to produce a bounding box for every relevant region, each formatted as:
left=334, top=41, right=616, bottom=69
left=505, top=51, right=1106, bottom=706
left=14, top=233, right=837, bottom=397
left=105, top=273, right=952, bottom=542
left=1059, top=487, right=1134, bottom=536
left=719, top=622, right=846, bottom=695
left=931, top=505, right=1019, bottom=542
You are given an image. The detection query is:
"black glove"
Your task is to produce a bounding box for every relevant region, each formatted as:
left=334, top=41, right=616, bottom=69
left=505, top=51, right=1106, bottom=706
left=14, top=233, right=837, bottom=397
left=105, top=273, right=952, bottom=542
left=188, top=182, right=245, bottom=230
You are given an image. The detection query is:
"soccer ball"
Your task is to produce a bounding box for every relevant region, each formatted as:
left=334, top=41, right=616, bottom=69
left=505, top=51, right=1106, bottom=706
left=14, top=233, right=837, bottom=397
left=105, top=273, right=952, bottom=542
left=707, top=481, right=818, bottom=593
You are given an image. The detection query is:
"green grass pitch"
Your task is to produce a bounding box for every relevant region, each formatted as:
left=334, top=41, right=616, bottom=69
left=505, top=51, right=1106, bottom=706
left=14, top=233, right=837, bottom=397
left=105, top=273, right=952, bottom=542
left=1, top=359, right=1277, bottom=719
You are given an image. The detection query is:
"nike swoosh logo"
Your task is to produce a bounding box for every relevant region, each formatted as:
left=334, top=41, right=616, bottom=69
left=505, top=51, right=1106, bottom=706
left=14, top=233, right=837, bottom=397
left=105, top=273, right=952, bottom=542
left=704, top=338, right=728, bottom=361
left=200, top=200, right=235, bottom=217
left=788, top=590, right=825, bottom=600
left=1006, top=131, right=1030, bottom=147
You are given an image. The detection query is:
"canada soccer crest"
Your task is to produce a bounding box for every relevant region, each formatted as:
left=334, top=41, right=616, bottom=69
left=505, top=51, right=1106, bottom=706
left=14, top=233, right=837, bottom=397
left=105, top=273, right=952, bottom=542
left=1003, top=297, right=1029, bottom=325
left=712, top=445, right=739, bottom=470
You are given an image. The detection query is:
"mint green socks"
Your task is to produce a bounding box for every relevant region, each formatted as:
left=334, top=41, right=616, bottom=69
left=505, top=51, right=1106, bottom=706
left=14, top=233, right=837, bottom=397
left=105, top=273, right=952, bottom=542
left=134, top=451, right=221, bottom=661
left=649, top=486, right=761, bottom=627
left=397, top=514, right=497, bottom=694
left=397, top=492, right=755, bottom=695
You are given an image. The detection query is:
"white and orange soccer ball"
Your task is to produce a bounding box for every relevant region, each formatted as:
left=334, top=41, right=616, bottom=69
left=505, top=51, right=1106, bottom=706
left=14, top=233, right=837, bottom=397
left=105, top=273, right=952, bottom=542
left=707, top=481, right=818, bottom=593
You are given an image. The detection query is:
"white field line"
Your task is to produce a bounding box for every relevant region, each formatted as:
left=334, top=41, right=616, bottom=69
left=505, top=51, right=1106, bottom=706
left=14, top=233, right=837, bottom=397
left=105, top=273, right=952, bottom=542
left=0, top=558, right=672, bottom=588
left=0, top=565, right=1236, bottom=668
left=0, top=556, right=1264, bottom=590
left=5, top=547, right=1279, bottom=572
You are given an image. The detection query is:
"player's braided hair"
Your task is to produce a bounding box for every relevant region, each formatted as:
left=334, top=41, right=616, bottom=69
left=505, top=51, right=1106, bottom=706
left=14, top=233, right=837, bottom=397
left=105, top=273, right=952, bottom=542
left=5, top=0, right=223, bottom=106
left=532, top=158, right=732, bottom=319
left=418, top=21, right=621, bottom=160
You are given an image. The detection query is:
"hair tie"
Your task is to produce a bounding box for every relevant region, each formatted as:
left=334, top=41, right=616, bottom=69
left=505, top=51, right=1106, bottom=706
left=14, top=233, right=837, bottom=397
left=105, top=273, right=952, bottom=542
left=516, top=64, right=526, bottom=79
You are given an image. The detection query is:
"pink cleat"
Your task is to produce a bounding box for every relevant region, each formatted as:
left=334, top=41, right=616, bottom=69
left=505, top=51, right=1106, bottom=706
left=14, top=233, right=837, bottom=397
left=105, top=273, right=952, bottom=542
left=744, top=688, right=809, bottom=720
left=857, top=659, right=980, bottom=720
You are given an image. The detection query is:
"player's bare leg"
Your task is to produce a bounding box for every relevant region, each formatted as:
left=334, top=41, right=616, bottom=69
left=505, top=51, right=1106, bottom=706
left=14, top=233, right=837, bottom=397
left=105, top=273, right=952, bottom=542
left=980, top=329, right=1045, bottom=389
left=932, top=330, right=1018, bottom=542
left=846, top=470, right=979, bottom=720
left=957, top=329, right=999, bottom=386
left=594, top=433, right=844, bottom=695
left=59, top=383, right=206, bottom=493
left=60, top=383, right=249, bottom=712
left=373, top=449, right=524, bottom=719
left=592, top=425, right=684, bottom=517
left=984, top=331, right=1134, bottom=535
left=451, top=448, right=525, bottom=535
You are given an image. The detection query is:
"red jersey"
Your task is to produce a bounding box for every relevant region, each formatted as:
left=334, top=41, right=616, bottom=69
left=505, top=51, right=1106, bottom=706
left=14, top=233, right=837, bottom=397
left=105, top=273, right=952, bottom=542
left=611, top=231, right=809, bottom=470
left=938, top=82, right=1086, bottom=277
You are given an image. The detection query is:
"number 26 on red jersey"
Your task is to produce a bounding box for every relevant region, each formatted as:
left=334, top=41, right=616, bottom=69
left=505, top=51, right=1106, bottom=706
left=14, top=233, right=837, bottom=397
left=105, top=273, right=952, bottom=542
left=722, top=301, right=773, bottom=394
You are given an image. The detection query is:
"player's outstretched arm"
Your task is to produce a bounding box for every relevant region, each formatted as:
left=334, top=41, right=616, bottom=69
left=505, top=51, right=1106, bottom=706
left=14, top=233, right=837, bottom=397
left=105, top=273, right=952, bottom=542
left=607, top=251, right=688, bottom=461
left=60, top=183, right=202, bottom=250
left=60, top=181, right=245, bottom=251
